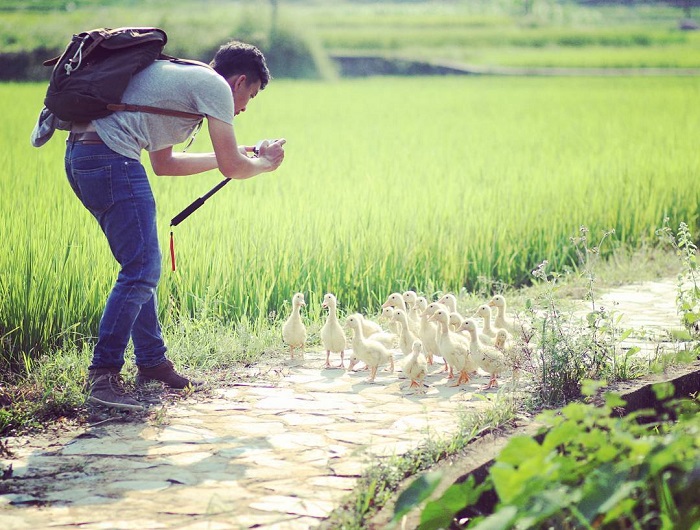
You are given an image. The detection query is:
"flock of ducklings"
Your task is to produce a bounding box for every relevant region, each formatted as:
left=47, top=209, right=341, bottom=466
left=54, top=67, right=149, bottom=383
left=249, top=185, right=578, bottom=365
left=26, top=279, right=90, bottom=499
left=282, top=290, right=530, bottom=394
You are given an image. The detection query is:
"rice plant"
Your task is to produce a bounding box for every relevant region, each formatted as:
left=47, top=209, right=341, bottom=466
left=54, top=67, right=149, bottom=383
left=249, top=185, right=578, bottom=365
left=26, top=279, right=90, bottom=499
left=1, top=75, right=699, bottom=366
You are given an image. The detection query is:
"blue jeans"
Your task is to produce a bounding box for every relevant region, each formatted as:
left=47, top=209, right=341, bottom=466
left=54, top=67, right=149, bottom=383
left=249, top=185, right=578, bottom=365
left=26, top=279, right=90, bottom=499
left=65, top=141, right=167, bottom=371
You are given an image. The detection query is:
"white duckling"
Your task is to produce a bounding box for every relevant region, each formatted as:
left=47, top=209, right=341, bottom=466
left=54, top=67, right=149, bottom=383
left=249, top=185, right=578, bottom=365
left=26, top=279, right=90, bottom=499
left=494, top=329, right=522, bottom=384
left=358, top=313, right=384, bottom=337
left=282, top=292, right=307, bottom=360
left=321, top=293, right=346, bottom=369
left=488, top=295, right=529, bottom=338
left=382, top=292, right=407, bottom=312
left=474, top=304, right=501, bottom=339
left=437, top=293, right=458, bottom=314
left=403, top=290, right=422, bottom=328
left=422, top=302, right=448, bottom=369
left=458, top=318, right=506, bottom=390
left=449, top=311, right=465, bottom=333
left=402, top=339, right=428, bottom=394
left=380, top=306, right=401, bottom=336
left=383, top=292, right=420, bottom=336
left=357, top=313, right=396, bottom=348
left=345, top=314, right=394, bottom=383
left=418, top=305, right=440, bottom=366
left=429, top=309, right=476, bottom=387
left=414, top=296, right=428, bottom=315
left=392, top=308, right=418, bottom=356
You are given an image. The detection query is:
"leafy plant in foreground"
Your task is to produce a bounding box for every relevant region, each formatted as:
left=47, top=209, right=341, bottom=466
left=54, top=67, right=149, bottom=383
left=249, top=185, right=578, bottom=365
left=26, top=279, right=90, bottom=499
left=397, top=383, right=700, bottom=529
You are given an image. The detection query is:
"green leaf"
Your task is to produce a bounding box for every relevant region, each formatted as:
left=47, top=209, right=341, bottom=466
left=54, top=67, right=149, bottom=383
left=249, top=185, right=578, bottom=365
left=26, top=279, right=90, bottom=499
left=604, top=392, right=627, bottom=409
left=392, top=471, right=442, bottom=522
left=497, top=435, right=542, bottom=466
left=619, top=328, right=633, bottom=341
left=652, top=382, right=675, bottom=401
left=542, top=421, right=581, bottom=451
left=469, top=506, right=518, bottom=530
left=418, top=476, right=490, bottom=530
left=581, top=379, right=604, bottom=397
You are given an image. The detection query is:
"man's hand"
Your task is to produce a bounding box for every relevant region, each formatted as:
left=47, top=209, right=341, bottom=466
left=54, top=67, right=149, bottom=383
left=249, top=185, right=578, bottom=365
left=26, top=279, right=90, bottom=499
left=256, top=138, right=286, bottom=171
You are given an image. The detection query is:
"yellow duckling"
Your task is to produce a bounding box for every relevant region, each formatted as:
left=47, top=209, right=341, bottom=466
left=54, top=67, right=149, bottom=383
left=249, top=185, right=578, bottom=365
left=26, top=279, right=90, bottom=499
left=494, top=329, right=523, bottom=384
left=473, top=304, right=503, bottom=339
left=422, top=302, right=448, bottom=369
left=392, top=308, right=418, bottom=356
left=357, top=313, right=397, bottom=348
left=437, top=293, right=458, bottom=313
left=383, top=292, right=420, bottom=335
left=380, top=306, right=401, bottom=336
left=429, top=309, right=476, bottom=387
left=382, top=292, right=407, bottom=312
left=488, top=294, right=529, bottom=339
left=321, top=293, right=346, bottom=369
left=458, top=318, right=506, bottom=390
left=418, top=305, right=440, bottom=366
left=282, top=292, right=307, bottom=360
left=403, top=290, right=423, bottom=328
left=346, top=314, right=394, bottom=383
left=402, top=339, right=428, bottom=394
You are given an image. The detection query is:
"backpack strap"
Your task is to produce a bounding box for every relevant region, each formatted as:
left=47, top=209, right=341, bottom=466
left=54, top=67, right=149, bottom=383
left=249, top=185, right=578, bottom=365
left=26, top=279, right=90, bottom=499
left=105, top=103, right=204, bottom=120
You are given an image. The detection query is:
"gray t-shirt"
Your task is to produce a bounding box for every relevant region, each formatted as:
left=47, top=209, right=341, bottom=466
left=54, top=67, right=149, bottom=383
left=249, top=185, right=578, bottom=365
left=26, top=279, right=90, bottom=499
left=93, top=60, right=234, bottom=160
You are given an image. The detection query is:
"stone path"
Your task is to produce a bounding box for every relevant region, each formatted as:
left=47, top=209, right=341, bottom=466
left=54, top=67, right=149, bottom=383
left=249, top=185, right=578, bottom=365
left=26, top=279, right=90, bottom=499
left=0, top=279, right=687, bottom=530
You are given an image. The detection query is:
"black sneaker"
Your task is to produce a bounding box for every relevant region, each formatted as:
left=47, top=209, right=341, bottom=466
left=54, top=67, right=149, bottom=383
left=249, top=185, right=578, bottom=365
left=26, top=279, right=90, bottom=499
left=87, top=368, right=145, bottom=411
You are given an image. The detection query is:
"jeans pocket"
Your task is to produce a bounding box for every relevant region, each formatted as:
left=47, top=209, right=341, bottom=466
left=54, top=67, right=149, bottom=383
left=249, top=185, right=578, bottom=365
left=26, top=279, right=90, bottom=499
left=74, top=165, right=114, bottom=215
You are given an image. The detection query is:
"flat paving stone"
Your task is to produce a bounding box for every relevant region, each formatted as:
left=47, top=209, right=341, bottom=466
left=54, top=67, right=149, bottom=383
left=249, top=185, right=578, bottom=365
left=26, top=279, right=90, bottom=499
left=0, top=278, right=692, bottom=529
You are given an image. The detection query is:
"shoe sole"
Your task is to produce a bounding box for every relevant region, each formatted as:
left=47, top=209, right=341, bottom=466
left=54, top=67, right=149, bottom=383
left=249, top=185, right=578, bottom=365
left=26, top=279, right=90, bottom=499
left=88, top=395, right=145, bottom=411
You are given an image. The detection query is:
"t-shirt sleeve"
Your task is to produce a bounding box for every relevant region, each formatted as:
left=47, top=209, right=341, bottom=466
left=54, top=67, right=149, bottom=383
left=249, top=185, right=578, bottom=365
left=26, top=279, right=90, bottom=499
left=189, top=68, right=235, bottom=125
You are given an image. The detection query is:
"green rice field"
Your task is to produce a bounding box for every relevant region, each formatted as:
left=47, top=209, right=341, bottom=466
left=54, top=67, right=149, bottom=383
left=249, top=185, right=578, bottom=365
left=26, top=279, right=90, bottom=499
left=1, top=75, right=699, bottom=363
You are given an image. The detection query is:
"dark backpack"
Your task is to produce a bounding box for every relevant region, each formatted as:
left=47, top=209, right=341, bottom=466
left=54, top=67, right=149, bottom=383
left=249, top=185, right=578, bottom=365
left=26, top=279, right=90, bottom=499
left=43, top=27, right=205, bottom=122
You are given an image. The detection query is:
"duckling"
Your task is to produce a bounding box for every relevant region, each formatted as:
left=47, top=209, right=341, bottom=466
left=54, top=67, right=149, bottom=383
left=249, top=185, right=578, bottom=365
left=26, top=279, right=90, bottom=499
left=437, top=293, right=458, bottom=313
left=382, top=292, right=407, bottom=312
left=402, top=290, right=418, bottom=311
left=418, top=305, right=440, bottom=366
left=321, top=293, right=346, bottom=369
left=403, top=290, right=422, bottom=328
left=402, top=339, right=428, bottom=394
left=383, top=292, right=420, bottom=335
left=346, top=314, right=394, bottom=383
left=449, top=311, right=465, bottom=333
left=429, top=309, right=477, bottom=387
left=494, top=329, right=523, bottom=384
left=422, top=302, right=448, bottom=370
left=282, top=292, right=307, bottom=360
left=414, top=296, right=428, bottom=315
left=380, top=306, right=401, bottom=336
left=474, top=304, right=502, bottom=339
left=488, top=295, right=529, bottom=338
left=357, top=313, right=396, bottom=348
left=458, top=318, right=506, bottom=390
left=358, top=313, right=384, bottom=338
left=392, top=308, right=418, bottom=356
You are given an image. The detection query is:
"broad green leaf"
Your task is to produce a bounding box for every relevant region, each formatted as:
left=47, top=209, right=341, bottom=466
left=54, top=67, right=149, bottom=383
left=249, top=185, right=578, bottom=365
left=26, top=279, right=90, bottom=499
left=542, top=421, right=580, bottom=451
left=581, top=379, right=604, bottom=397
left=469, top=506, right=518, bottom=530
left=604, top=392, right=627, bottom=409
left=392, top=471, right=442, bottom=522
left=418, top=477, right=490, bottom=530
left=496, top=435, right=543, bottom=466
left=652, top=382, right=675, bottom=401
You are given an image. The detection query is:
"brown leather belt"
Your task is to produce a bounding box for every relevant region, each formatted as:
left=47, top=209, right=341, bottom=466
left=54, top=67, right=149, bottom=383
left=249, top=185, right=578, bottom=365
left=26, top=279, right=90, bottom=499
left=68, top=131, right=104, bottom=144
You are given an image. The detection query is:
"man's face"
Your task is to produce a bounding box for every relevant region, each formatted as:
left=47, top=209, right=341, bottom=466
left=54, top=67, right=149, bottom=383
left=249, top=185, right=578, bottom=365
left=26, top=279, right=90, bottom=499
left=230, top=75, right=262, bottom=116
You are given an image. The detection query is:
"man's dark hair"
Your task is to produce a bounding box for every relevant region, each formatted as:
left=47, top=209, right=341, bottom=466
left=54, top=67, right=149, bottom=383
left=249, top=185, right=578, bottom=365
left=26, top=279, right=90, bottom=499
left=210, top=41, right=271, bottom=89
